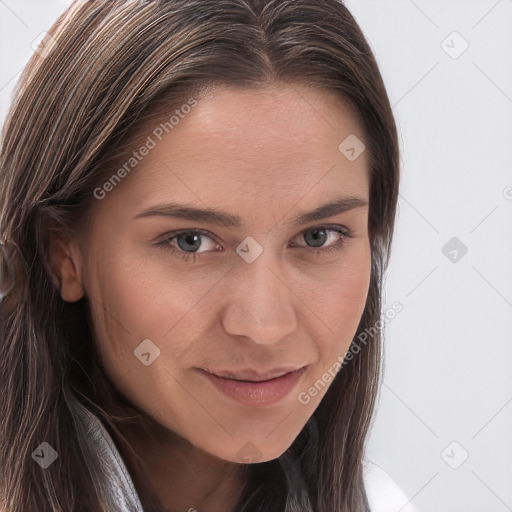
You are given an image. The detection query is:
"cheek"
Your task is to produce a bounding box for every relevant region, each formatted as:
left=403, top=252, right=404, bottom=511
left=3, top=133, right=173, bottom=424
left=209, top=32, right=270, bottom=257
left=85, top=244, right=209, bottom=377
left=334, top=259, right=371, bottom=319
left=84, top=249, right=204, bottom=428
left=315, top=248, right=372, bottom=357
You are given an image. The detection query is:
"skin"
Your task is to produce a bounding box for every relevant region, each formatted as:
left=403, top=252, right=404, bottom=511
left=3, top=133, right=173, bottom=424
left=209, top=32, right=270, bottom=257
left=50, top=83, right=371, bottom=512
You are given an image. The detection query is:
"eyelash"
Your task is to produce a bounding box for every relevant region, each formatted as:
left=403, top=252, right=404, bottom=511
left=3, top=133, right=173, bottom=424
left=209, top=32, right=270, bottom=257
left=155, top=225, right=352, bottom=263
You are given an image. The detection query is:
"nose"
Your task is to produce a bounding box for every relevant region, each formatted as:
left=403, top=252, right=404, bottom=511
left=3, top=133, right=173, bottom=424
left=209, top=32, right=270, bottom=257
left=220, top=250, right=298, bottom=346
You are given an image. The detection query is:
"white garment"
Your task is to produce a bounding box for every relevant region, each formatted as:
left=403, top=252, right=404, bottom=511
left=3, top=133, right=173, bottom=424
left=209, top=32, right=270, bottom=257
left=74, top=401, right=420, bottom=512
left=363, top=460, right=421, bottom=512
left=73, top=400, right=144, bottom=512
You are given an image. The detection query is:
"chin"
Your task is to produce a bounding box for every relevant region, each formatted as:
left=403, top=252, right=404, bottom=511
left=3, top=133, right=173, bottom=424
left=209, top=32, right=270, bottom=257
left=202, top=431, right=299, bottom=465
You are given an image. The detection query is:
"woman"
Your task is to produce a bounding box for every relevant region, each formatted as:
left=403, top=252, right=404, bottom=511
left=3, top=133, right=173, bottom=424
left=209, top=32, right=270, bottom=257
left=0, top=1, right=416, bottom=511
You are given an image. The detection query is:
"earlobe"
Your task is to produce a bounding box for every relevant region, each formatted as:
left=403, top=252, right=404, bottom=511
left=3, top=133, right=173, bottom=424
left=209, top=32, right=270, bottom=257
left=48, top=234, right=85, bottom=303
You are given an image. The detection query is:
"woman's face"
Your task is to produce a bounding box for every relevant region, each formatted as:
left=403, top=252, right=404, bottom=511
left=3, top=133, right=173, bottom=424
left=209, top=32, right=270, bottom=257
left=57, top=83, right=371, bottom=463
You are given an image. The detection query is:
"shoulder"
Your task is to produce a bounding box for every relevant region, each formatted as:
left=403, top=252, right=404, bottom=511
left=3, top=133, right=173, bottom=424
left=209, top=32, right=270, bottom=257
left=362, top=460, right=421, bottom=512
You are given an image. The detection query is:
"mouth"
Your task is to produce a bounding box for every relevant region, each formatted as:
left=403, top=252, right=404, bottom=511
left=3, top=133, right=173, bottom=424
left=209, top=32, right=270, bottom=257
left=200, top=366, right=307, bottom=383
left=197, top=366, right=309, bottom=407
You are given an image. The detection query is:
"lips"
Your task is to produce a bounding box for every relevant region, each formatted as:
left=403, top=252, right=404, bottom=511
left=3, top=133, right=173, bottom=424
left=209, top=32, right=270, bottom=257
left=200, top=366, right=307, bottom=382
left=198, top=366, right=308, bottom=406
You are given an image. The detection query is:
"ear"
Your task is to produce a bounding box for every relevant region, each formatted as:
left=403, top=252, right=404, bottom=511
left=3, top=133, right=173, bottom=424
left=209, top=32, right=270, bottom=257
left=47, top=229, right=85, bottom=303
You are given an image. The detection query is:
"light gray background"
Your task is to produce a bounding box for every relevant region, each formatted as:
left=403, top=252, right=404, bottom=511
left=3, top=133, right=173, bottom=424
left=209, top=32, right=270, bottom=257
left=1, top=1, right=511, bottom=511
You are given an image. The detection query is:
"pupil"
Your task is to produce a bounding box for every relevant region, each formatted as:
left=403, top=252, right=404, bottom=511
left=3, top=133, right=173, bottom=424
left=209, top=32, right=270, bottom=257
left=306, top=229, right=326, bottom=248
left=178, top=234, right=201, bottom=252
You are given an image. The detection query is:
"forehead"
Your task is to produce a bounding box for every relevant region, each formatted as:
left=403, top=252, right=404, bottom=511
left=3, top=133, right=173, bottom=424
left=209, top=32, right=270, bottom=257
left=101, top=84, right=369, bottom=213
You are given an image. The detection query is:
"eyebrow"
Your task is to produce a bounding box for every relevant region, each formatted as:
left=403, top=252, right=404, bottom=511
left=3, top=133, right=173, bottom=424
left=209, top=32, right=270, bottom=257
left=133, top=195, right=368, bottom=228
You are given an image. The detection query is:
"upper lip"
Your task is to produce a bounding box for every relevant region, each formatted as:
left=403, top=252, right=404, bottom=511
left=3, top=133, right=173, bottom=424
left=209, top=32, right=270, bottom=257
left=200, top=366, right=307, bottom=382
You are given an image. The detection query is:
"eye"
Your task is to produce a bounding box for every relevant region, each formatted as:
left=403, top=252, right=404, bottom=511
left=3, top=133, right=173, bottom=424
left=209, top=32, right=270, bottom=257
left=290, top=225, right=352, bottom=255
left=156, top=225, right=352, bottom=263
left=155, top=229, right=220, bottom=262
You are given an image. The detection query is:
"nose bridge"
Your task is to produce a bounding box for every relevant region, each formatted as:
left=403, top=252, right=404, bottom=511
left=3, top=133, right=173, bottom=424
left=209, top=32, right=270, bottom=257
left=221, top=242, right=298, bottom=344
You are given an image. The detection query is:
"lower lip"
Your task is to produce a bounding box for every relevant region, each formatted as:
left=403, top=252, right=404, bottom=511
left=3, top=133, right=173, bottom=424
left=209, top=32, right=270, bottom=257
left=198, top=368, right=306, bottom=407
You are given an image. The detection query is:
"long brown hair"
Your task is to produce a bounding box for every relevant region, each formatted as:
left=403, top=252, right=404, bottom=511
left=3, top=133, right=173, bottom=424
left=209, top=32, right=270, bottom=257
left=0, top=1, right=400, bottom=510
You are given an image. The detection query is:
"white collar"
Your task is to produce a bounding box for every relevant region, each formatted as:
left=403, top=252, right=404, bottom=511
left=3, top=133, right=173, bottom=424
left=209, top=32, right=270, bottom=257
left=72, top=400, right=144, bottom=512
left=73, top=401, right=419, bottom=512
